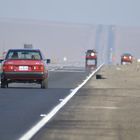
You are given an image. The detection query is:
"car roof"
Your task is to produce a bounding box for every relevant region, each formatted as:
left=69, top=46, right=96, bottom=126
left=86, top=49, right=96, bottom=53
left=8, top=49, right=41, bottom=51
left=122, top=53, right=132, bottom=56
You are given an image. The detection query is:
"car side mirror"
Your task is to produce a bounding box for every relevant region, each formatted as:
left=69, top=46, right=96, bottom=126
left=0, top=59, right=4, bottom=63
left=46, top=59, right=51, bottom=64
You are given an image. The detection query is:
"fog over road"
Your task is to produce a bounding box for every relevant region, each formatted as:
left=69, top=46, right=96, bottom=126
left=0, top=1, right=140, bottom=139
left=0, top=19, right=140, bottom=65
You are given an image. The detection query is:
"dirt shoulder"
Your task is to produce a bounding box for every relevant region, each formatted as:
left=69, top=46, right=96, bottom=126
left=32, top=63, right=140, bottom=140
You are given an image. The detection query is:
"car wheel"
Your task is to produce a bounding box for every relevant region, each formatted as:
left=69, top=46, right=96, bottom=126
left=41, top=78, right=48, bottom=89
left=1, top=80, right=8, bottom=88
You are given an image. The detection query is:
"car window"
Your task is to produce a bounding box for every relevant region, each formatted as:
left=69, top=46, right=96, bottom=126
left=6, top=50, right=42, bottom=60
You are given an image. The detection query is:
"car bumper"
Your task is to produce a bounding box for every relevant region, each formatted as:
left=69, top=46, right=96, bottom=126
left=86, top=57, right=97, bottom=59
left=121, top=59, right=132, bottom=63
left=2, top=72, right=47, bottom=80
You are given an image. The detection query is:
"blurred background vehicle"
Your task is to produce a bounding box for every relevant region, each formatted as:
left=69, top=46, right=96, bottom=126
left=85, top=49, right=97, bottom=68
left=121, top=53, right=133, bottom=65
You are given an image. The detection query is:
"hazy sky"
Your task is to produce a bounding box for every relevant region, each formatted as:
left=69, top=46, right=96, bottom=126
left=0, top=0, right=140, bottom=64
left=0, top=0, right=140, bottom=26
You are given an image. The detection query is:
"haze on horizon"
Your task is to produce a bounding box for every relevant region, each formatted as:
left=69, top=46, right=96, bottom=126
left=0, top=0, right=140, bottom=65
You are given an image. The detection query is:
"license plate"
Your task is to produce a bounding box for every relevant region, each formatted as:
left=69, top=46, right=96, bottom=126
left=19, top=66, right=28, bottom=71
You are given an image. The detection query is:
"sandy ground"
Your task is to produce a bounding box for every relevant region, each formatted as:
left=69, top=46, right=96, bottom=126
left=32, top=62, right=140, bottom=140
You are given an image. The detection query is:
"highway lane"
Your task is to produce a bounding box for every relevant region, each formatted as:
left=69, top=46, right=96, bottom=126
left=0, top=67, right=89, bottom=140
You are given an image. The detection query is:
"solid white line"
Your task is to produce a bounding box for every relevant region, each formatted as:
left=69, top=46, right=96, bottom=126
left=19, top=64, right=104, bottom=140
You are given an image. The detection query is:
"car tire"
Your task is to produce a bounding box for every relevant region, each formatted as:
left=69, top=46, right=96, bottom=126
left=1, top=80, right=8, bottom=88
left=1, top=82, right=5, bottom=88
left=41, top=78, right=48, bottom=89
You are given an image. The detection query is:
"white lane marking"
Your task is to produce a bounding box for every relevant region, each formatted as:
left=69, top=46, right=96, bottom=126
left=49, top=69, right=55, bottom=71
left=70, top=89, right=74, bottom=92
left=19, top=64, right=104, bottom=140
left=40, top=114, right=47, bottom=117
left=59, top=99, right=64, bottom=102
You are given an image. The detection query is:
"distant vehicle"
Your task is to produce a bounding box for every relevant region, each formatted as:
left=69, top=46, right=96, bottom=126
left=85, top=49, right=97, bottom=68
left=121, top=53, right=133, bottom=64
left=1, top=49, right=48, bottom=88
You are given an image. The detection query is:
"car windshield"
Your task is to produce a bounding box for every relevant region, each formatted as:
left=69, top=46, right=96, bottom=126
left=6, top=50, right=42, bottom=60
left=122, top=53, right=132, bottom=56
left=86, top=50, right=96, bottom=56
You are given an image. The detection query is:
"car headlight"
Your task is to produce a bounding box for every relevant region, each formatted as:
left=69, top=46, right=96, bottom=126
left=91, top=53, right=95, bottom=56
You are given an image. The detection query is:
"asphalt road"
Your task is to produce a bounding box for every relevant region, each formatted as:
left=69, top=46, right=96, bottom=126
left=32, top=63, right=140, bottom=140
left=0, top=66, right=89, bottom=140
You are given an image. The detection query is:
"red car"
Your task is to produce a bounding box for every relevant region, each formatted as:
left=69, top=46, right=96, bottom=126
left=85, top=49, right=97, bottom=68
left=1, top=49, right=48, bottom=88
left=121, top=53, right=133, bottom=64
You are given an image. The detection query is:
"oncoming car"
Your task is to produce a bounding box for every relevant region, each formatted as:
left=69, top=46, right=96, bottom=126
left=121, top=53, right=133, bottom=64
left=1, top=49, right=48, bottom=88
left=85, top=49, right=97, bottom=68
